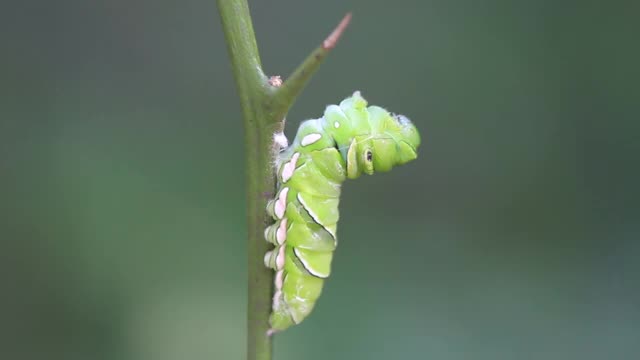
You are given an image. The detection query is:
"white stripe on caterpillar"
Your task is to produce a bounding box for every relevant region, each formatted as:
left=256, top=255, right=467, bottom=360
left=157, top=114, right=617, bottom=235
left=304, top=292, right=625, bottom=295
left=301, top=133, right=322, bottom=146
left=281, top=152, right=300, bottom=183
left=274, top=187, right=289, bottom=219
left=276, top=218, right=287, bottom=245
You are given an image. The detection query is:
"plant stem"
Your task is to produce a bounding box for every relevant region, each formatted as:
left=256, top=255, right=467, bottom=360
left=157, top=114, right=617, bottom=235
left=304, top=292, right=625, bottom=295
left=215, top=2, right=351, bottom=359
left=217, top=2, right=273, bottom=360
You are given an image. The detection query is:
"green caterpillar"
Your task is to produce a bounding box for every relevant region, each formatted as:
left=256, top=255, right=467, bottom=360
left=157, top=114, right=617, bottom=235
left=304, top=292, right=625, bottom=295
left=264, top=91, right=421, bottom=333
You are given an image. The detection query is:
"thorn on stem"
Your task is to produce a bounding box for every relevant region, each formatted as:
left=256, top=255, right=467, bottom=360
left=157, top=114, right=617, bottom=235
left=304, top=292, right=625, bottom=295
left=322, top=12, right=352, bottom=50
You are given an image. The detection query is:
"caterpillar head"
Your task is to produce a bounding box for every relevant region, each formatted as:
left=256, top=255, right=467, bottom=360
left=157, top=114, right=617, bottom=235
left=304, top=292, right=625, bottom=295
left=346, top=102, right=421, bottom=178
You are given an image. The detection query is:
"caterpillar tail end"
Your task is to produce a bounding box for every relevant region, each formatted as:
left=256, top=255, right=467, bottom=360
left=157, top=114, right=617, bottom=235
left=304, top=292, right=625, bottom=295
left=268, top=310, right=295, bottom=334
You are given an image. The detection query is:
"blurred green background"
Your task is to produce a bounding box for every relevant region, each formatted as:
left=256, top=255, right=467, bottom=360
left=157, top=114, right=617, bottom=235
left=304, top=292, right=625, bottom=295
left=2, top=0, right=639, bottom=359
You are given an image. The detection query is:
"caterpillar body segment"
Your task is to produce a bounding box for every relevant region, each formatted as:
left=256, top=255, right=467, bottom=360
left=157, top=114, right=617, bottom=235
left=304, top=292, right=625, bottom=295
left=264, top=91, right=421, bottom=332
